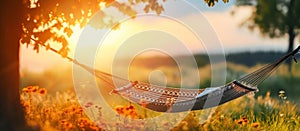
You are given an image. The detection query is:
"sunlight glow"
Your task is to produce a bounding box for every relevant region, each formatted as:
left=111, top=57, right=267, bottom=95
left=70, top=15, right=205, bottom=72
left=29, top=0, right=39, bottom=8
left=96, top=15, right=203, bottom=57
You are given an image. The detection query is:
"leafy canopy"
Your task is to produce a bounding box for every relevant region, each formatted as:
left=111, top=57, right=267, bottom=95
left=204, top=0, right=229, bottom=7
left=21, top=0, right=228, bottom=58
left=21, top=0, right=166, bottom=57
left=237, top=0, right=300, bottom=38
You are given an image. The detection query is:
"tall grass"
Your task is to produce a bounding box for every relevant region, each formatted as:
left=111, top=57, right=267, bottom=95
left=20, top=62, right=300, bottom=130
left=21, top=85, right=300, bottom=130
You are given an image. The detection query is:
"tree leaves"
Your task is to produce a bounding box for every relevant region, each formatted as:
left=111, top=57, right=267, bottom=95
left=204, top=0, right=229, bottom=7
left=142, top=0, right=164, bottom=15
left=238, top=0, right=300, bottom=38
left=33, top=43, right=40, bottom=53
left=45, top=44, right=50, bottom=51
left=21, top=0, right=228, bottom=58
left=64, top=27, right=73, bottom=37
left=21, top=0, right=168, bottom=58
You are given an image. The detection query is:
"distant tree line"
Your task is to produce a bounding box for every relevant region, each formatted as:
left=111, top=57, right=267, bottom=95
left=131, top=51, right=298, bottom=68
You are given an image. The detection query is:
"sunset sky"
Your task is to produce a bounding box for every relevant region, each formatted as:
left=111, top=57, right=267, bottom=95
left=20, top=0, right=291, bottom=72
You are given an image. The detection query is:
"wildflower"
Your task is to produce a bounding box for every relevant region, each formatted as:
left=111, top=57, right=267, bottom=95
left=78, top=118, right=89, bottom=123
left=278, top=90, right=287, bottom=100
left=31, top=86, right=39, bottom=93
left=76, top=107, right=83, bottom=114
left=181, top=121, right=188, bottom=131
left=279, top=90, right=285, bottom=94
left=63, top=108, right=69, bottom=114
left=85, top=102, right=93, bottom=108
left=27, top=86, right=33, bottom=91
left=38, top=88, right=47, bottom=95
left=89, top=125, right=99, bottom=131
left=127, top=103, right=135, bottom=110
left=21, top=101, right=30, bottom=109
left=236, top=116, right=249, bottom=126
left=242, top=116, right=249, bottom=123
left=70, top=105, right=77, bottom=112
left=114, top=105, right=125, bottom=115
left=237, top=119, right=243, bottom=125
left=22, top=87, right=29, bottom=93
left=280, top=113, right=284, bottom=117
left=124, top=124, right=133, bottom=129
left=220, top=114, right=224, bottom=119
left=44, top=108, right=51, bottom=114
left=243, top=119, right=248, bottom=123
left=79, top=124, right=85, bottom=128
left=128, top=110, right=137, bottom=118
left=114, top=104, right=138, bottom=118
left=163, top=121, right=170, bottom=127
left=251, top=122, right=260, bottom=128
left=60, top=119, right=67, bottom=124
left=64, top=122, right=73, bottom=128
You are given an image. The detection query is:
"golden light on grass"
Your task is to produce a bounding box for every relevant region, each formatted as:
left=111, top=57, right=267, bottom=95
left=20, top=85, right=300, bottom=130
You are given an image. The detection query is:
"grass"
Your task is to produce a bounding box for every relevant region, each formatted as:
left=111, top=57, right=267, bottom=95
left=20, top=62, right=300, bottom=130
left=21, top=85, right=300, bottom=130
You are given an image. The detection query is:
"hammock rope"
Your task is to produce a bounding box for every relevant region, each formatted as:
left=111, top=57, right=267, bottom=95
left=29, top=37, right=299, bottom=112
left=237, top=46, right=300, bottom=87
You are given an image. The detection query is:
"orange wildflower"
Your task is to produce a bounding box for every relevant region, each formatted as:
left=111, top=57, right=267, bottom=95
left=22, top=87, right=29, bottom=93
left=60, top=119, right=67, bottom=124
left=114, top=105, right=125, bottom=115
left=85, top=102, right=93, bottom=108
left=252, top=122, right=260, bottom=128
left=89, top=125, right=99, bottom=131
left=236, top=116, right=250, bottom=126
left=38, top=88, right=47, bottom=95
left=242, top=117, right=249, bottom=123
left=76, top=107, right=83, bottom=114
left=237, top=119, right=243, bottom=125
left=27, top=86, right=33, bottom=90
left=128, top=104, right=134, bottom=109
left=31, top=86, right=39, bottom=93
left=64, top=122, right=73, bottom=128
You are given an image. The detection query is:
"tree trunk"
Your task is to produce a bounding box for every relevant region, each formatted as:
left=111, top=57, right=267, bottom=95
left=286, top=0, right=295, bottom=72
left=287, top=28, right=295, bottom=72
left=0, top=1, right=26, bottom=130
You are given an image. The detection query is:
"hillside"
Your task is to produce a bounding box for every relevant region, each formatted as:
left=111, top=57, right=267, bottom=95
left=127, top=51, right=292, bottom=68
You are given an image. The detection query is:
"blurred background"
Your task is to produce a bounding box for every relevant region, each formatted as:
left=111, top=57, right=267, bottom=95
left=20, top=0, right=300, bottom=104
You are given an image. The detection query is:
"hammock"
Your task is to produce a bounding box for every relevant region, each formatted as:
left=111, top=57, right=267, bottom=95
left=72, top=46, right=299, bottom=113
left=31, top=37, right=300, bottom=112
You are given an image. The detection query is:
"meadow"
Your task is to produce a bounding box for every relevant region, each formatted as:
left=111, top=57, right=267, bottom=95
left=21, top=62, right=300, bottom=130
left=20, top=85, right=300, bottom=130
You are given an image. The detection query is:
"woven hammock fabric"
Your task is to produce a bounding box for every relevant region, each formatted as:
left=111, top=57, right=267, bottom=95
left=108, top=80, right=257, bottom=112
